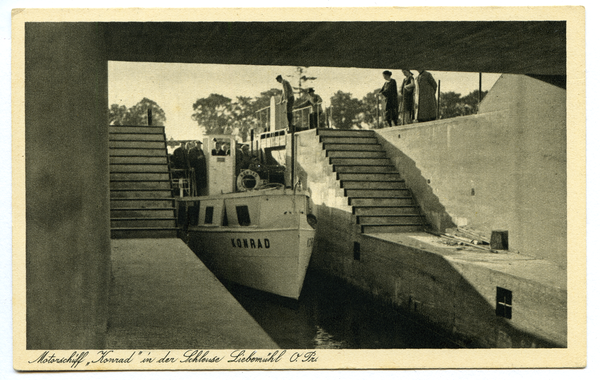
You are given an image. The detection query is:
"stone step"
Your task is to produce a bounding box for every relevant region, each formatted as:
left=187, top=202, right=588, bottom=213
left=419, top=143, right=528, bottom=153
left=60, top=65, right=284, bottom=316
left=110, top=155, right=168, bottom=164
left=323, top=143, right=383, bottom=151
left=317, top=129, right=375, bottom=137
left=327, top=150, right=387, bottom=158
left=110, top=180, right=172, bottom=190
left=350, top=197, right=415, bottom=207
left=331, top=157, right=390, bottom=166
left=109, top=147, right=166, bottom=156
left=320, top=136, right=378, bottom=144
left=110, top=172, right=170, bottom=181
left=110, top=189, right=173, bottom=198
left=109, top=132, right=166, bottom=141
left=338, top=172, right=402, bottom=181
left=109, top=140, right=166, bottom=149
left=111, top=218, right=177, bottom=228
left=354, top=206, right=421, bottom=215
left=357, top=214, right=425, bottom=225
left=110, top=198, right=175, bottom=208
left=334, top=165, right=396, bottom=173
left=110, top=207, right=176, bottom=218
left=110, top=164, right=169, bottom=173
left=111, top=227, right=179, bottom=239
left=345, top=188, right=412, bottom=198
left=341, top=180, right=406, bottom=190
left=109, top=125, right=165, bottom=134
left=361, top=224, right=425, bottom=234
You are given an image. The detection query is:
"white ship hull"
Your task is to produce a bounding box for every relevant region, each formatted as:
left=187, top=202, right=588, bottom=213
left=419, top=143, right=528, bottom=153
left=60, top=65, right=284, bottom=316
left=187, top=189, right=316, bottom=299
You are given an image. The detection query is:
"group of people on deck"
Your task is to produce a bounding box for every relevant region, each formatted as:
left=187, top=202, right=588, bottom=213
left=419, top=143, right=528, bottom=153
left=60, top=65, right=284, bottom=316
left=170, top=141, right=207, bottom=193
left=379, top=69, right=438, bottom=127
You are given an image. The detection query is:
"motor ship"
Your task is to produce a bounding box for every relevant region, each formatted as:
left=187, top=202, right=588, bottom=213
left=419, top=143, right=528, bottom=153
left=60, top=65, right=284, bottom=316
left=185, top=130, right=317, bottom=300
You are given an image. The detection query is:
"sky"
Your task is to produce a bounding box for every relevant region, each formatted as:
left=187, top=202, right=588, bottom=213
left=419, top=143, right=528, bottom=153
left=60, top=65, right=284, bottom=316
left=108, top=61, right=501, bottom=140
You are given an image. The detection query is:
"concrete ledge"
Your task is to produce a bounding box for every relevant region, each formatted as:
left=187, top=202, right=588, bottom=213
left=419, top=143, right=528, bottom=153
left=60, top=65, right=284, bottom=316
left=107, top=239, right=278, bottom=349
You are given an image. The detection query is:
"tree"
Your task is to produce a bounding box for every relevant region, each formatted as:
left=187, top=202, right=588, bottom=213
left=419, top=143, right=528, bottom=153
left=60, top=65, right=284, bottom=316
left=359, top=89, right=384, bottom=129
left=439, top=90, right=488, bottom=119
left=191, top=94, right=235, bottom=135
left=330, top=91, right=363, bottom=130
left=109, top=98, right=166, bottom=126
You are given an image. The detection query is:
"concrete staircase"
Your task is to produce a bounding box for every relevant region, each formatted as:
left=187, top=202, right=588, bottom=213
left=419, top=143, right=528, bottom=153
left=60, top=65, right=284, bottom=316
left=318, top=129, right=428, bottom=234
left=109, top=125, right=179, bottom=239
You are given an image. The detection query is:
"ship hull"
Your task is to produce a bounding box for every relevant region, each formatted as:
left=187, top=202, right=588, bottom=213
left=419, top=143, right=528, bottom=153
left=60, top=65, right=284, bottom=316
left=188, top=227, right=314, bottom=299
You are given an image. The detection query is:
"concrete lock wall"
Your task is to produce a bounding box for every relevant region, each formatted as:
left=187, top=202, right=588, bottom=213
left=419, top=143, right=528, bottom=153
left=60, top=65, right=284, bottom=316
left=25, top=23, right=111, bottom=349
left=292, top=74, right=567, bottom=347
left=376, top=74, right=567, bottom=268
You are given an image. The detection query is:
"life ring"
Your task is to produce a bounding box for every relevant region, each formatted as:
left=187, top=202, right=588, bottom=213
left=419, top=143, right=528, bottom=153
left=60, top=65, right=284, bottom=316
left=237, top=169, right=261, bottom=191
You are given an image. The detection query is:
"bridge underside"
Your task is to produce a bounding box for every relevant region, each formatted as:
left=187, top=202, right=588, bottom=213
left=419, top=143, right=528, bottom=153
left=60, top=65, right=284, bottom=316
left=105, top=21, right=566, bottom=76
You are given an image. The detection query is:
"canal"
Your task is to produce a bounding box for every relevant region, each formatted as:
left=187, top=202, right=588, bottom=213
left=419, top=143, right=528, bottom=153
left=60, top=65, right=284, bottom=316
left=221, top=270, right=460, bottom=349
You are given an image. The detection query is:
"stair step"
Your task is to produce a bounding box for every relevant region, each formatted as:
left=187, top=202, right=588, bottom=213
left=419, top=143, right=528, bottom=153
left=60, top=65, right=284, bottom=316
left=327, top=150, right=387, bottom=158
left=341, top=180, right=406, bottom=190
left=323, top=143, right=383, bottom=151
left=345, top=189, right=412, bottom=197
left=111, top=227, right=179, bottom=239
left=111, top=218, right=177, bottom=228
left=354, top=206, right=421, bottom=215
left=110, top=164, right=169, bottom=172
left=111, top=172, right=170, bottom=181
left=110, top=198, right=175, bottom=208
left=109, top=132, right=166, bottom=141
left=320, top=136, right=378, bottom=144
left=109, top=140, right=166, bottom=149
left=334, top=165, right=396, bottom=173
left=338, top=173, right=402, bottom=181
left=110, top=189, right=173, bottom=198
left=110, top=156, right=168, bottom=164
left=361, top=224, right=425, bottom=234
left=357, top=215, right=425, bottom=224
left=330, top=158, right=390, bottom=166
left=109, top=147, right=166, bottom=156
left=111, top=208, right=176, bottom=218
left=350, top=197, right=416, bottom=207
left=109, top=125, right=165, bottom=134
left=317, top=129, right=375, bottom=137
left=110, top=180, right=172, bottom=190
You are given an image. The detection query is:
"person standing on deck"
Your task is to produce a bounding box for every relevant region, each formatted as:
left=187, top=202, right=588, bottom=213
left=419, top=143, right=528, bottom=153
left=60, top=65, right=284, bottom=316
left=294, top=87, right=323, bottom=129
left=415, top=69, right=438, bottom=122
left=276, top=75, right=295, bottom=130
left=379, top=70, right=399, bottom=127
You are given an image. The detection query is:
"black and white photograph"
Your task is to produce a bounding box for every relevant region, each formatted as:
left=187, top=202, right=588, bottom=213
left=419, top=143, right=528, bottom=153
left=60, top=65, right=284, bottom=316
left=9, top=4, right=587, bottom=372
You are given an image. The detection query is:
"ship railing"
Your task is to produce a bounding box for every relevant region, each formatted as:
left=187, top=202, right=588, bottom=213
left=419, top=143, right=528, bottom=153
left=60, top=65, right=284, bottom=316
left=170, top=168, right=196, bottom=197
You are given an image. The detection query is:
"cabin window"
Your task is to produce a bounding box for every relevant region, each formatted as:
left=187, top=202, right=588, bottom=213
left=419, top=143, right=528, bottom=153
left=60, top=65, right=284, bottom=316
left=204, top=206, right=214, bottom=224
left=496, top=287, right=512, bottom=319
left=236, top=205, right=251, bottom=226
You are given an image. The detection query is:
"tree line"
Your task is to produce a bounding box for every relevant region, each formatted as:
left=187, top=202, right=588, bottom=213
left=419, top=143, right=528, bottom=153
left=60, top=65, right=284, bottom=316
left=109, top=88, right=487, bottom=139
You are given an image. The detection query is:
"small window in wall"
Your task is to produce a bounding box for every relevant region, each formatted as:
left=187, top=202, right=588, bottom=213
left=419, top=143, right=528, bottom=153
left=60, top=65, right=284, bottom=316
left=236, top=205, right=251, bottom=226
left=222, top=207, right=228, bottom=226
left=353, top=242, right=361, bottom=261
left=204, top=206, right=214, bottom=224
left=496, top=287, right=512, bottom=319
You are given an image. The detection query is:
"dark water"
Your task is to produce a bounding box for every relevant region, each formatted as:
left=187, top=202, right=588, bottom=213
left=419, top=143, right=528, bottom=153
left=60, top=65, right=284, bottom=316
left=221, top=270, right=459, bottom=349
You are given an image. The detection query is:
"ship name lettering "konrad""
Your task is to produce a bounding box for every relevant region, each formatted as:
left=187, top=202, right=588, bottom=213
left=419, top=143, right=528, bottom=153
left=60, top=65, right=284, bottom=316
left=231, top=238, right=270, bottom=249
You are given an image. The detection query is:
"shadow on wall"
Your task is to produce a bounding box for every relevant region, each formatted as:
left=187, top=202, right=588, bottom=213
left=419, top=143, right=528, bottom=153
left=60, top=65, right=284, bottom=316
left=377, top=137, right=456, bottom=233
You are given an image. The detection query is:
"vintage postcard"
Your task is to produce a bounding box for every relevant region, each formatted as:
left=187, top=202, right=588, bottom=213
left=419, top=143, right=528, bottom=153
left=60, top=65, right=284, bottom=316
left=12, top=6, right=586, bottom=371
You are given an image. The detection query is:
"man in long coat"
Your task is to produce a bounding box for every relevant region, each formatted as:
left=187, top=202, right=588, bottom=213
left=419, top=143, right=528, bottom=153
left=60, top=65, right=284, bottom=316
left=415, top=69, right=438, bottom=122
left=379, top=70, right=399, bottom=127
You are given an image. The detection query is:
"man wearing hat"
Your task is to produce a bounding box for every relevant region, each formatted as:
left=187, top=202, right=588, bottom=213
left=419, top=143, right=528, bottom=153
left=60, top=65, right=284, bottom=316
left=295, top=88, right=323, bottom=129
left=188, top=140, right=206, bottom=192
left=276, top=75, right=295, bottom=130
left=379, top=70, right=399, bottom=127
